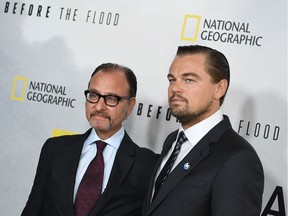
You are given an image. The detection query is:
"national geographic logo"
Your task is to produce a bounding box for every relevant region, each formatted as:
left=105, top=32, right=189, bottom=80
left=181, top=14, right=263, bottom=46
left=11, top=76, right=76, bottom=108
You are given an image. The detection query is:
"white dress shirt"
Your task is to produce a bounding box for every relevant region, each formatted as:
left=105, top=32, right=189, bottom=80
left=73, top=127, right=124, bottom=202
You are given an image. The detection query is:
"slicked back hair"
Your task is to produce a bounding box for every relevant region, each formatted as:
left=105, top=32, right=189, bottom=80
left=176, top=45, right=230, bottom=106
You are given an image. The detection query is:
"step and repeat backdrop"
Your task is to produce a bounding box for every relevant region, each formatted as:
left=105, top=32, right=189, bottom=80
left=0, top=0, right=287, bottom=215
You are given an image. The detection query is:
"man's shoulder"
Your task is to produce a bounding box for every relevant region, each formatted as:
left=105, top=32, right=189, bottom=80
left=48, top=133, right=81, bottom=141
left=122, top=132, right=159, bottom=160
left=43, top=129, right=90, bottom=149
left=134, top=144, right=159, bottom=158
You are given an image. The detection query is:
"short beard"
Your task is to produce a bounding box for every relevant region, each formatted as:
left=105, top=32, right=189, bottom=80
left=89, top=110, right=112, bottom=132
left=89, top=104, right=129, bottom=132
left=171, top=99, right=213, bottom=127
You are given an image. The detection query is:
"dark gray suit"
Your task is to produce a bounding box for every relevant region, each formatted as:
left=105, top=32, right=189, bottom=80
left=21, top=129, right=158, bottom=216
left=143, top=115, right=264, bottom=216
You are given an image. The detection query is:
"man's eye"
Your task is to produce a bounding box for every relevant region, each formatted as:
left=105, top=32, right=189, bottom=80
left=168, top=79, right=176, bottom=83
left=185, top=79, right=194, bottom=83
left=106, top=96, right=118, bottom=102
left=89, top=92, right=98, bottom=98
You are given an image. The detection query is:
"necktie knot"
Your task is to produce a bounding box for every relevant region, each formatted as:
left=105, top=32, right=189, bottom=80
left=96, top=140, right=107, bottom=153
left=177, top=131, right=188, bottom=146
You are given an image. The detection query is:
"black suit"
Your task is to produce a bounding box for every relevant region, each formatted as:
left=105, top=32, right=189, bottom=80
left=21, top=129, right=158, bottom=216
left=143, top=115, right=264, bottom=216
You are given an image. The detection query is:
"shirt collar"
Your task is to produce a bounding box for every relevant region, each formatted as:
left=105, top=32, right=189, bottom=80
left=180, top=109, right=224, bottom=146
left=85, top=127, right=124, bottom=150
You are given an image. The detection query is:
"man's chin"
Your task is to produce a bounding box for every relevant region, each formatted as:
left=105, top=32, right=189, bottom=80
left=89, top=119, right=110, bottom=130
left=92, top=125, right=111, bottom=132
left=171, top=108, right=185, bottom=117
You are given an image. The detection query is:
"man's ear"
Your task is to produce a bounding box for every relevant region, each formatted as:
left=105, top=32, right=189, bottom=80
left=215, top=79, right=228, bottom=99
left=127, top=97, right=136, bottom=116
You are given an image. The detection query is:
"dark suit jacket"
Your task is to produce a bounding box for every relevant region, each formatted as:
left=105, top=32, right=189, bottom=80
left=142, top=115, right=264, bottom=216
left=21, top=129, right=159, bottom=216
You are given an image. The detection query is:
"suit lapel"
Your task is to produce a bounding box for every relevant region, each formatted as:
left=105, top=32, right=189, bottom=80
left=148, top=135, right=211, bottom=214
left=147, top=116, right=232, bottom=215
left=89, top=132, right=136, bottom=216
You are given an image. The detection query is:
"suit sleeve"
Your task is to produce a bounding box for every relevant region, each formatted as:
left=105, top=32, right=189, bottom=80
left=211, top=149, right=264, bottom=216
left=21, top=139, right=50, bottom=216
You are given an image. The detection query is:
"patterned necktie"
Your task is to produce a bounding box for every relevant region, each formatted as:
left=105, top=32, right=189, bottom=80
left=74, top=140, right=107, bottom=216
left=153, top=131, right=187, bottom=200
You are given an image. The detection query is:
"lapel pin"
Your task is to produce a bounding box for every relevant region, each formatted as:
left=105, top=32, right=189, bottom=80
left=184, top=162, right=190, bottom=171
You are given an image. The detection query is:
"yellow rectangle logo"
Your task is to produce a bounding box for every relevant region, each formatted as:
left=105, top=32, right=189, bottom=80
left=10, top=76, right=28, bottom=101
left=180, top=15, right=201, bottom=42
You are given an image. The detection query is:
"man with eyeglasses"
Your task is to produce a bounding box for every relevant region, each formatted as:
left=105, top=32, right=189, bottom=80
left=21, top=63, right=159, bottom=216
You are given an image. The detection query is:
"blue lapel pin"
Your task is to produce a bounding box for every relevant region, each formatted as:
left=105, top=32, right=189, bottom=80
left=184, top=162, right=190, bottom=171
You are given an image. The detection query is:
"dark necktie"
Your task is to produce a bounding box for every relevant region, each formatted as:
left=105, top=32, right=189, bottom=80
left=153, top=131, right=187, bottom=200
left=74, top=140, right=107, bottom=216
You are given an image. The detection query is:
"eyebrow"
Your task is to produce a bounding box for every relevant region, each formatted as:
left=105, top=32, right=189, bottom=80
left=89, top=89, right=121, bottom=97
left=167, top=72, right=200, bottom=79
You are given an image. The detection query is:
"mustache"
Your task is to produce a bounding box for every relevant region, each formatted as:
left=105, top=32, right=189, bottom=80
left=169, top=94, right=188, bottom=102
left=90, top=110, right=110, bottom=119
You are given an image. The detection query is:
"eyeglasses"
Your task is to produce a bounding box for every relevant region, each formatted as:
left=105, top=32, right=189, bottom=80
left=84, top=90, right=131, bottom=107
